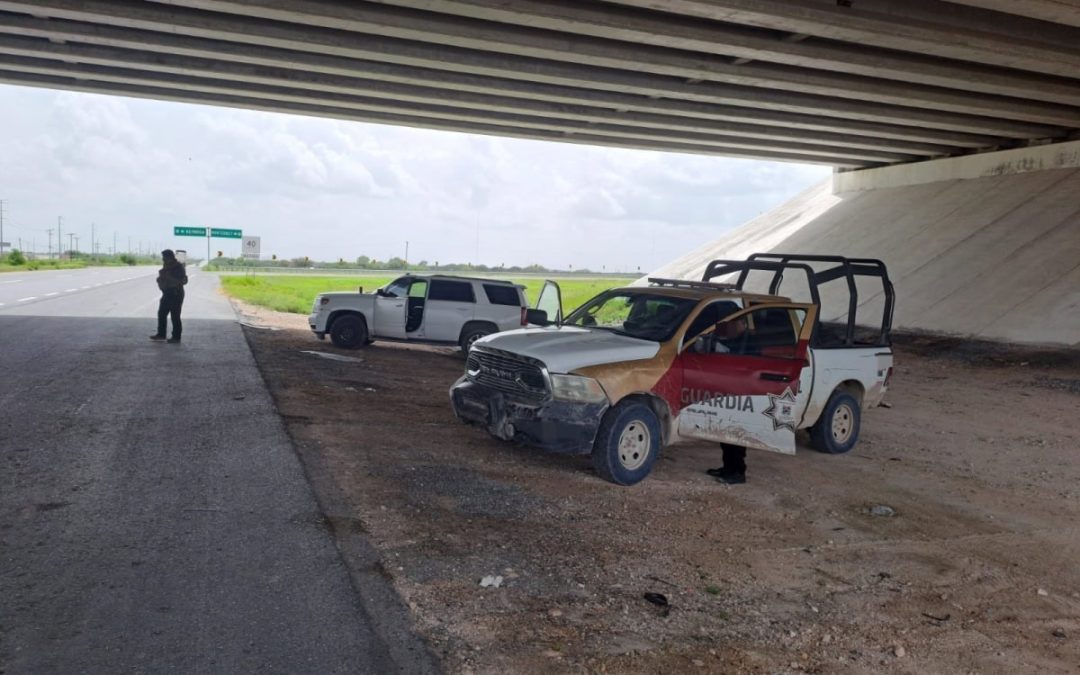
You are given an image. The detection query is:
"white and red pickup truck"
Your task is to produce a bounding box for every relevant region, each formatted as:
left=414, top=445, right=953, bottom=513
left=451, top=254, right=896, bottom=485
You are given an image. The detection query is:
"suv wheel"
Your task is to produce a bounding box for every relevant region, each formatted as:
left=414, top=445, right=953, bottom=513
left=459, top=325, right=493, bottom=353
left=810, top=390, right=861, bottom=454
left=329, top=314, right=368, bottom=349
left=591, top=401, right=661, bottom=485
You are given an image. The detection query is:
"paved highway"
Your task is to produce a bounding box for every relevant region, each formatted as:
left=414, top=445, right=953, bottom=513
left=0, top=267, right=435, bottom=674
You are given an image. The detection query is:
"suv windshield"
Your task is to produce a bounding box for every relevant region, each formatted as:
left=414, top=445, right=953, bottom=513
left=564, top=291, right=698, bottom=342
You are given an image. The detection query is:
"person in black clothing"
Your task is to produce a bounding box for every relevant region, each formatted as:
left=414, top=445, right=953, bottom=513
left=150, top=249, right=187, bottom=343
left=707, top=444, right=747, bottom=485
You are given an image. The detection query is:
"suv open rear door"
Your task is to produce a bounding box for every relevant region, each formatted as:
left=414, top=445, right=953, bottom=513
left=531, top=280, right=563, bottom=326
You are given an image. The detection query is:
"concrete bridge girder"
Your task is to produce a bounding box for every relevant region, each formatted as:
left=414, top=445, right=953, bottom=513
left=0, top=0, right=1075, bottom=167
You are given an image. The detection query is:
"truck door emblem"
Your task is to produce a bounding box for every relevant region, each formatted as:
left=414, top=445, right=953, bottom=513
left=762, top=388, right=798, bottom=431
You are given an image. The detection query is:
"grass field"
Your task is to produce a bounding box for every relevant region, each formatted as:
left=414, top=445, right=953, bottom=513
left=0, top=260, right=88, bottom=273
left=218, top=274, right=637, bottom=315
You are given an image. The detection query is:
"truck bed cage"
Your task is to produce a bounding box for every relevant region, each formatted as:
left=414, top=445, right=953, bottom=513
left=700, top=253, right=895, bottom=347
left=647, top=277, right=737, bottom=291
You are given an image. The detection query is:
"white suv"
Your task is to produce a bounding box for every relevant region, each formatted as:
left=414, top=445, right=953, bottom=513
left=310, top=274, right=529, bottom=351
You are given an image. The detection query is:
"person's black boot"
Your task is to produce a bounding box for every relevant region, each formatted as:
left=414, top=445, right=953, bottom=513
left=150, top=334, right=166, bottom=341
left=167, top=337, right=181, bottom=344
left=706, top=467, right=730, bottom=478
left=715, top=472, right=746, bottom=485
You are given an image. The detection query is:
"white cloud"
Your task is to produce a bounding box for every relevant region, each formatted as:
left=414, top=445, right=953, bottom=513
left=0, top=84, right=831, bottom=269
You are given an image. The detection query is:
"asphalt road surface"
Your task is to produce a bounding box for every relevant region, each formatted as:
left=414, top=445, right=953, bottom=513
left=0, top=267, right=435, bottom=674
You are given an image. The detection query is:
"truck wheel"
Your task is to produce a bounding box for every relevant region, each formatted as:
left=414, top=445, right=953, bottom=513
left=459, top=325, right=494, bottom=353
left=329, top=315, right=368, bottom=349
left=591, top=401, right=661, bottom=486
left=810, top=391, right=861, bottom=454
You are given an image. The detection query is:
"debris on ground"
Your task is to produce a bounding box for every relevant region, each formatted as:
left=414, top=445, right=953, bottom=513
left=299, top=350, right=364, bottom=363
left=479, top=575, right=504, bottom=588
left=867, top=504, right=897, bottom=517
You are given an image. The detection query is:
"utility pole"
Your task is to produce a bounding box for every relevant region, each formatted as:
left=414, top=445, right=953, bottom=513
left=0, top=199, right=6, bottom=256
left=74, top=235, right=79, bottom=253
left=91, top=222, right=95, bottom=259
left=113, top=231, right=117, bottom=256
left=68, top=232, right=75, bottom=255
left=57, top=216, right=62, bottom=259
left=46, top=228, right=54, bottom=258
left=405, top=240, right=409, bottom=269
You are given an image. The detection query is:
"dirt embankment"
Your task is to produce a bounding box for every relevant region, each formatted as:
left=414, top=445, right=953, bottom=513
left=235, top=302, right=1080, bottom=674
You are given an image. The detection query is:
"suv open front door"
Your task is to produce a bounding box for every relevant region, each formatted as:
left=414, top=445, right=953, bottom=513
left=675, top=303, right=817, bottom=455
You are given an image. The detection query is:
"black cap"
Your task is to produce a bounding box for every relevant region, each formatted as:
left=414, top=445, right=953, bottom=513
left=162, top=249, right=176, bottom=259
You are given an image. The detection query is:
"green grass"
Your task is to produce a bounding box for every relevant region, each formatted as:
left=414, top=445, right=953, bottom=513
left=0, top=260, right=88, bottom=273
left=218, top=273, right=637, bottom=315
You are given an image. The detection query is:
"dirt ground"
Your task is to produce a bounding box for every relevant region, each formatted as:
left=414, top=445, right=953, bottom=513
left=234, top=301, right=1080, bottom=674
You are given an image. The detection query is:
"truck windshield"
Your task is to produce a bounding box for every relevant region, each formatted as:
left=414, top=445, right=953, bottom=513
left=564, top=291, right=697, bottom=342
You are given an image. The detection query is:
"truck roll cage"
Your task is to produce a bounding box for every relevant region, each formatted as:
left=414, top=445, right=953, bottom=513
left=701, top=253, right=895, bottom=347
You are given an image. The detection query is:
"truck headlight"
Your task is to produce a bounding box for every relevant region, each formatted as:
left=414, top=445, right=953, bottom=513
left=550, top=374, right=608, bottom=404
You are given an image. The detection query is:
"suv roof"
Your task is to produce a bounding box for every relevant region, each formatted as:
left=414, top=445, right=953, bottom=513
left=398, top=273, right=520, bottom=286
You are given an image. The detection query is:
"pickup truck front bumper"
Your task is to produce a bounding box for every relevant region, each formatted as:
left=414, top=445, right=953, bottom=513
left=450, top=376, right=607, bottom=455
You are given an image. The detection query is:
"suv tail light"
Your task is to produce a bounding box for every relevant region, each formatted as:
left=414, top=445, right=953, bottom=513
left=520, top=307, right=528, bottom=326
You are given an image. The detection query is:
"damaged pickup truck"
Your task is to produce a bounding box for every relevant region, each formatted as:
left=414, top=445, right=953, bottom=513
left=450, top=254, right=896, bottom=485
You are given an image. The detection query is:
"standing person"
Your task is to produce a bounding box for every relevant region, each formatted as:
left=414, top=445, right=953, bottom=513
left=707, top=445, right=747, bottom=484
left=150, top=249, right=187, bottom=343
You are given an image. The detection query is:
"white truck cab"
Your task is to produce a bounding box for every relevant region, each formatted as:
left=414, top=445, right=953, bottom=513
left=309, top=274, right=528, bottom=351
left=451, top=254, right=897, bottom=485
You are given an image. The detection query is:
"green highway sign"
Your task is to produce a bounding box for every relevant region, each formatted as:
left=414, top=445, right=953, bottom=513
left=211, top=228, right=242, bottom=239
left=174, top=226, right=207, bottom=237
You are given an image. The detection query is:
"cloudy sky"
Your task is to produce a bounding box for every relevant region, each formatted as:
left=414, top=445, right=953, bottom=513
left=0, top=84, right=830, bottom=272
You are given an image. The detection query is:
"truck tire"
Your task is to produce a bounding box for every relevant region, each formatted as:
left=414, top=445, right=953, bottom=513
left=810, top=390, right=861, bottom=454
left=459, top=324, right=496, bottom=353
left=591, top=401, right=661, bottom=486
left=329, top=314, right=368, bottom=350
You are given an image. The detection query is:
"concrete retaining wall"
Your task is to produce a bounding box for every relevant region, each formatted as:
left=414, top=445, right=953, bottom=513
left=648, top=144, right=1080, bottom=347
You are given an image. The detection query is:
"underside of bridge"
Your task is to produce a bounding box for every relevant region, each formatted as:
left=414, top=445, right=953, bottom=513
left=0, top=0, right=1078, bottom=169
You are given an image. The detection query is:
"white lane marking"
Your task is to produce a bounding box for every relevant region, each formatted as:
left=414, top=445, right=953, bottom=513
left=45, top=292, right=59, bottom=297
left=0, top=279, right=24, bottom=284
left=65, top=288, right=77, bottom=292
left=81, top=286, right=91, bottom=290
left=16, top=296, right=36, bottom=302
left=0, top=302, right=5, bottom=307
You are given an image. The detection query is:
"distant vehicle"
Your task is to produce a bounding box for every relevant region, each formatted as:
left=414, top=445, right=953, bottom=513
left=309, top=274, right=529, bottom=352
left=451, top=254, right=896, bottom=485
left=175, top=249, right=187, bottom=263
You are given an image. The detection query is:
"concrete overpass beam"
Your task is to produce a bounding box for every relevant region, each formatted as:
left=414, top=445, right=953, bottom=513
left=0, top=69, right=873, bottom=167
left=606, top=0, right=1080, bottom=79
left=0, top=40, right=957, bottom=157
left=140, top=0, right=1080, bottom=127
left=359, top=0, right=1080, bottom=107
left=0, top=56, right=921, bottom=164
left=0, top=3, right=1060, bottom=139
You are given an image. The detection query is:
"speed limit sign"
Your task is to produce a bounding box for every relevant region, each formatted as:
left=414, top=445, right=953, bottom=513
left=241, top=235, right=261, bottom=259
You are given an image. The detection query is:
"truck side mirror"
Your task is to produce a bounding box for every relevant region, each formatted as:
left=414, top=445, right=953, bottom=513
left=526, top=308, right=549, bottom=326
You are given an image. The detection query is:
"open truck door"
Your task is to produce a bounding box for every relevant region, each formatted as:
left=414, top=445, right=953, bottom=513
left=528, top=279, right=563, bottom=326
left=675, top=303, right=817, bottom=455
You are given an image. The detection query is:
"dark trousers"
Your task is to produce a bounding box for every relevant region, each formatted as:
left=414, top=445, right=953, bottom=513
left=721, top=443, right=747, bottom=475
left=157, top=289, right=184, bottom=338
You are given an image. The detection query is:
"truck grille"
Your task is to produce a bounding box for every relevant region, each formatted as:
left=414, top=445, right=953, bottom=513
left=466, top=347, right=548, bottom=399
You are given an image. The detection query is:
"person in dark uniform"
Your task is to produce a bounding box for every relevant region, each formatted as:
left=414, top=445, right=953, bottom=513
left=708, top=444, right=747, bottom=484
left=150, top=249, right=187, bottom=343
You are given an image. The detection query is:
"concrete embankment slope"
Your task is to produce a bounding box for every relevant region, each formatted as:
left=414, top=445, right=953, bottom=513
left=649, top=142, right=1080, bottom=347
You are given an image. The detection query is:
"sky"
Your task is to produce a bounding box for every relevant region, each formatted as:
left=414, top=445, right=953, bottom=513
left=0, top=84, right=831, bottom=272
